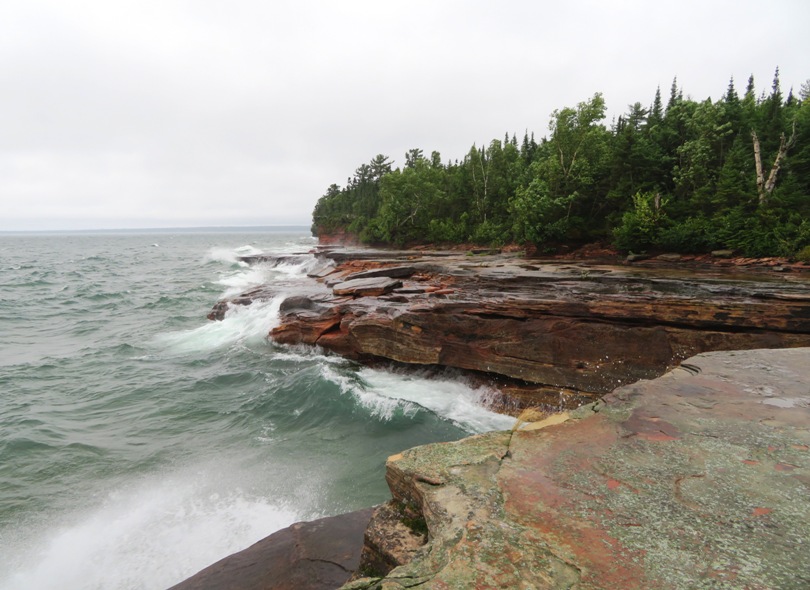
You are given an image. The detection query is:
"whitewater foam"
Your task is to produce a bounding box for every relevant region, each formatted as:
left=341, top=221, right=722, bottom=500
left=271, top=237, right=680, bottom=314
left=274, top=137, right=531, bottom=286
left=320, top=364, right=417, bottom=421
left=217, top=266, right=274, bottom=298
left=269, top=256, right=322, bottom=278
left=154, top=297, right=284, bottom=354
left=215, top=256, right=319, bottom=298
left=1, top=464, right=299, bottom=590
left=271, top=347, right=352, bottom=366
left=360, top=369, right=515, bottom=433
left=205, top=245, right=263, bottom=265
left=319, top=364, right=515, bottom=433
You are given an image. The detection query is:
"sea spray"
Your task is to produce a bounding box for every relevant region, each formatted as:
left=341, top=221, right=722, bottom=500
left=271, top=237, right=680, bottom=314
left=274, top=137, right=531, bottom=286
left=205, top=244, right=264, bottom=264
left=154, top=296, right=285, bottom=354
left=320, top=363, right=515, bottom=432
left=354, top=368, right=516, bottom=433
left=2, top=459, right=300, bottom=590
left=0, top=229, right=514, bottom=589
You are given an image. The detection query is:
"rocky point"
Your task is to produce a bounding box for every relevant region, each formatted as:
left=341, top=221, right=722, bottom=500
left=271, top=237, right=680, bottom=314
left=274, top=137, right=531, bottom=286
left=213, top=247, right=810, bottom=411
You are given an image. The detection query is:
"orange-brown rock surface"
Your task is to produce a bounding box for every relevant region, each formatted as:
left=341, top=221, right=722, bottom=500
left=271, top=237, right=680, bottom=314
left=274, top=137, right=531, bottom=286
left=244, top=247, right=810, bottom=407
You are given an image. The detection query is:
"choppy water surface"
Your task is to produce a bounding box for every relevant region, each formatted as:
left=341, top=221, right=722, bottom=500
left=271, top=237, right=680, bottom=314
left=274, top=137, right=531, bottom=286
left=0, top=228, right=512, bottom=590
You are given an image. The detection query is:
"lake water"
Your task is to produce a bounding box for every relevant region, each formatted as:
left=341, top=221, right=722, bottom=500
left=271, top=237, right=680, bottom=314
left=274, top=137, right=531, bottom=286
left=0, top=228, right=513, bottom=589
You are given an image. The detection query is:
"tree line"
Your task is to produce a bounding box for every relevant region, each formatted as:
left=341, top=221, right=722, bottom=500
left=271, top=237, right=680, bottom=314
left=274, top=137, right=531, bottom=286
left=312, top=69, right=810, bottom=258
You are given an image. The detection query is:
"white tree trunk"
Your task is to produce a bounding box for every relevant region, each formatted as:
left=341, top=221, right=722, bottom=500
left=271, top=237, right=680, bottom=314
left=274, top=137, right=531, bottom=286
left=752, top=123, right=796, bottom=207
left=752, top=130, right=766, bottom=205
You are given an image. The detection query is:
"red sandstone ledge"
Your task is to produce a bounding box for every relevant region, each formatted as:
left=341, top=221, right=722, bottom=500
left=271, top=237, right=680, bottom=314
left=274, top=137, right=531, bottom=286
left=259, top=247, right=810, bottom=410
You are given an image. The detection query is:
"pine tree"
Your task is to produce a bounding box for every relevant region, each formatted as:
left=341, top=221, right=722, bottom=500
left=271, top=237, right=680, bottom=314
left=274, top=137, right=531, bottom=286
left=649, top=86, right=663, bottom=126
left=667, top=77, right=679, bottom=111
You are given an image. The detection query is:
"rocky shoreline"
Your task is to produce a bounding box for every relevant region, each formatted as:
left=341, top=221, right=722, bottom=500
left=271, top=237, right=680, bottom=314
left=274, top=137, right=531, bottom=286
left=176, top=247, right=810, bottom=589
left=213, top=246, right=810, bottom=411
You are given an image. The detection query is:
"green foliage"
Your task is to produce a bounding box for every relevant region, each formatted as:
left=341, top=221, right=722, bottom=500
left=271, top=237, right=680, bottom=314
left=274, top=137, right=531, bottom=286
left=312, top=71, right=809, bottom=257
left=613, top=192, right=668, bottom=252
left=657, top=216, right=719, bottom=253
left=715, top=210, right=810, bottom=257
left=796, top=245, right=810, bottom=262
left=425, top=218, right=466, bottom=244
left=471, top=219, right=508, bottom=246
left=509, top=178, right=572, bottom=244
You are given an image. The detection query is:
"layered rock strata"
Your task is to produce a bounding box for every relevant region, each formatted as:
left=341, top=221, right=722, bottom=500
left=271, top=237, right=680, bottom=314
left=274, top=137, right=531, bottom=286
left=214, top=248, right=810, bottom=409
left=346, top=347, right=810, bottom=589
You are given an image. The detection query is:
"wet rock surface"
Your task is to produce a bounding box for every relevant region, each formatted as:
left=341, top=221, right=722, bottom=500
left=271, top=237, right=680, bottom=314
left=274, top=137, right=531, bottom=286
left=168, top=509, right=373, bottom=590
left=347, top=348, right=810, bottom=589
left=332, top=277, right=404, bottom=297
left=343, top=266, right=417, bottom=281
left=214, top=247, right=810, bottom=409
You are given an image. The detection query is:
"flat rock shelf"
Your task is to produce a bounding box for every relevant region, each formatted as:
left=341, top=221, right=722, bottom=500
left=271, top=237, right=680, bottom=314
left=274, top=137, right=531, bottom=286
left=345, top=347, right=810, bottom=589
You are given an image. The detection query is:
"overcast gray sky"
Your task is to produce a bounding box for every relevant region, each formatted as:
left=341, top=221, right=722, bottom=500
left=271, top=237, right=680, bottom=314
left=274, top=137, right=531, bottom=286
left=1, top=0, right=808, bottom=231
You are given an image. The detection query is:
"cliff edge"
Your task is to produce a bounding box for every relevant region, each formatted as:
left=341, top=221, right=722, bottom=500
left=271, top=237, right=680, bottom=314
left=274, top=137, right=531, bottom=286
left=237, top=247, right=810, bottom=410
left=347, top=347, right=810, bottom=589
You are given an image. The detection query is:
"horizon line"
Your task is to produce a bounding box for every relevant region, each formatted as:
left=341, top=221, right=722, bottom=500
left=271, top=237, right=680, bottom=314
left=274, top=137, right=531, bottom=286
left=0, top=224, right=312, bottom=235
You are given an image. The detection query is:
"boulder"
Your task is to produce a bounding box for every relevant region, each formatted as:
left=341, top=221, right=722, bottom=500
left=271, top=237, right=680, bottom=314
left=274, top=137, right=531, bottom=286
left=169, top=508, right=373, bottom=590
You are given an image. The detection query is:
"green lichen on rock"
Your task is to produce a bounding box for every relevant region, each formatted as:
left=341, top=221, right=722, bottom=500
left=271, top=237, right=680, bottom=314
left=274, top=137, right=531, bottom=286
left=575, top=373, right=810, bottom=588
left=390, top=430, right=512, bottom=478
left=344, top=348, right=810, bottom=589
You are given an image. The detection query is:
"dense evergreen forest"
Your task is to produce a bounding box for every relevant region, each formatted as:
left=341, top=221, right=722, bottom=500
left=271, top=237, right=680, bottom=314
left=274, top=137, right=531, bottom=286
left=312, top=70, right=810, bottom=258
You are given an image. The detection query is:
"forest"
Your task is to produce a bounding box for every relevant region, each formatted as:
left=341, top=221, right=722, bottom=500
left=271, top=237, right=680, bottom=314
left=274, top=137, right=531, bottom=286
left=312, top=70, right=810, bottom=258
